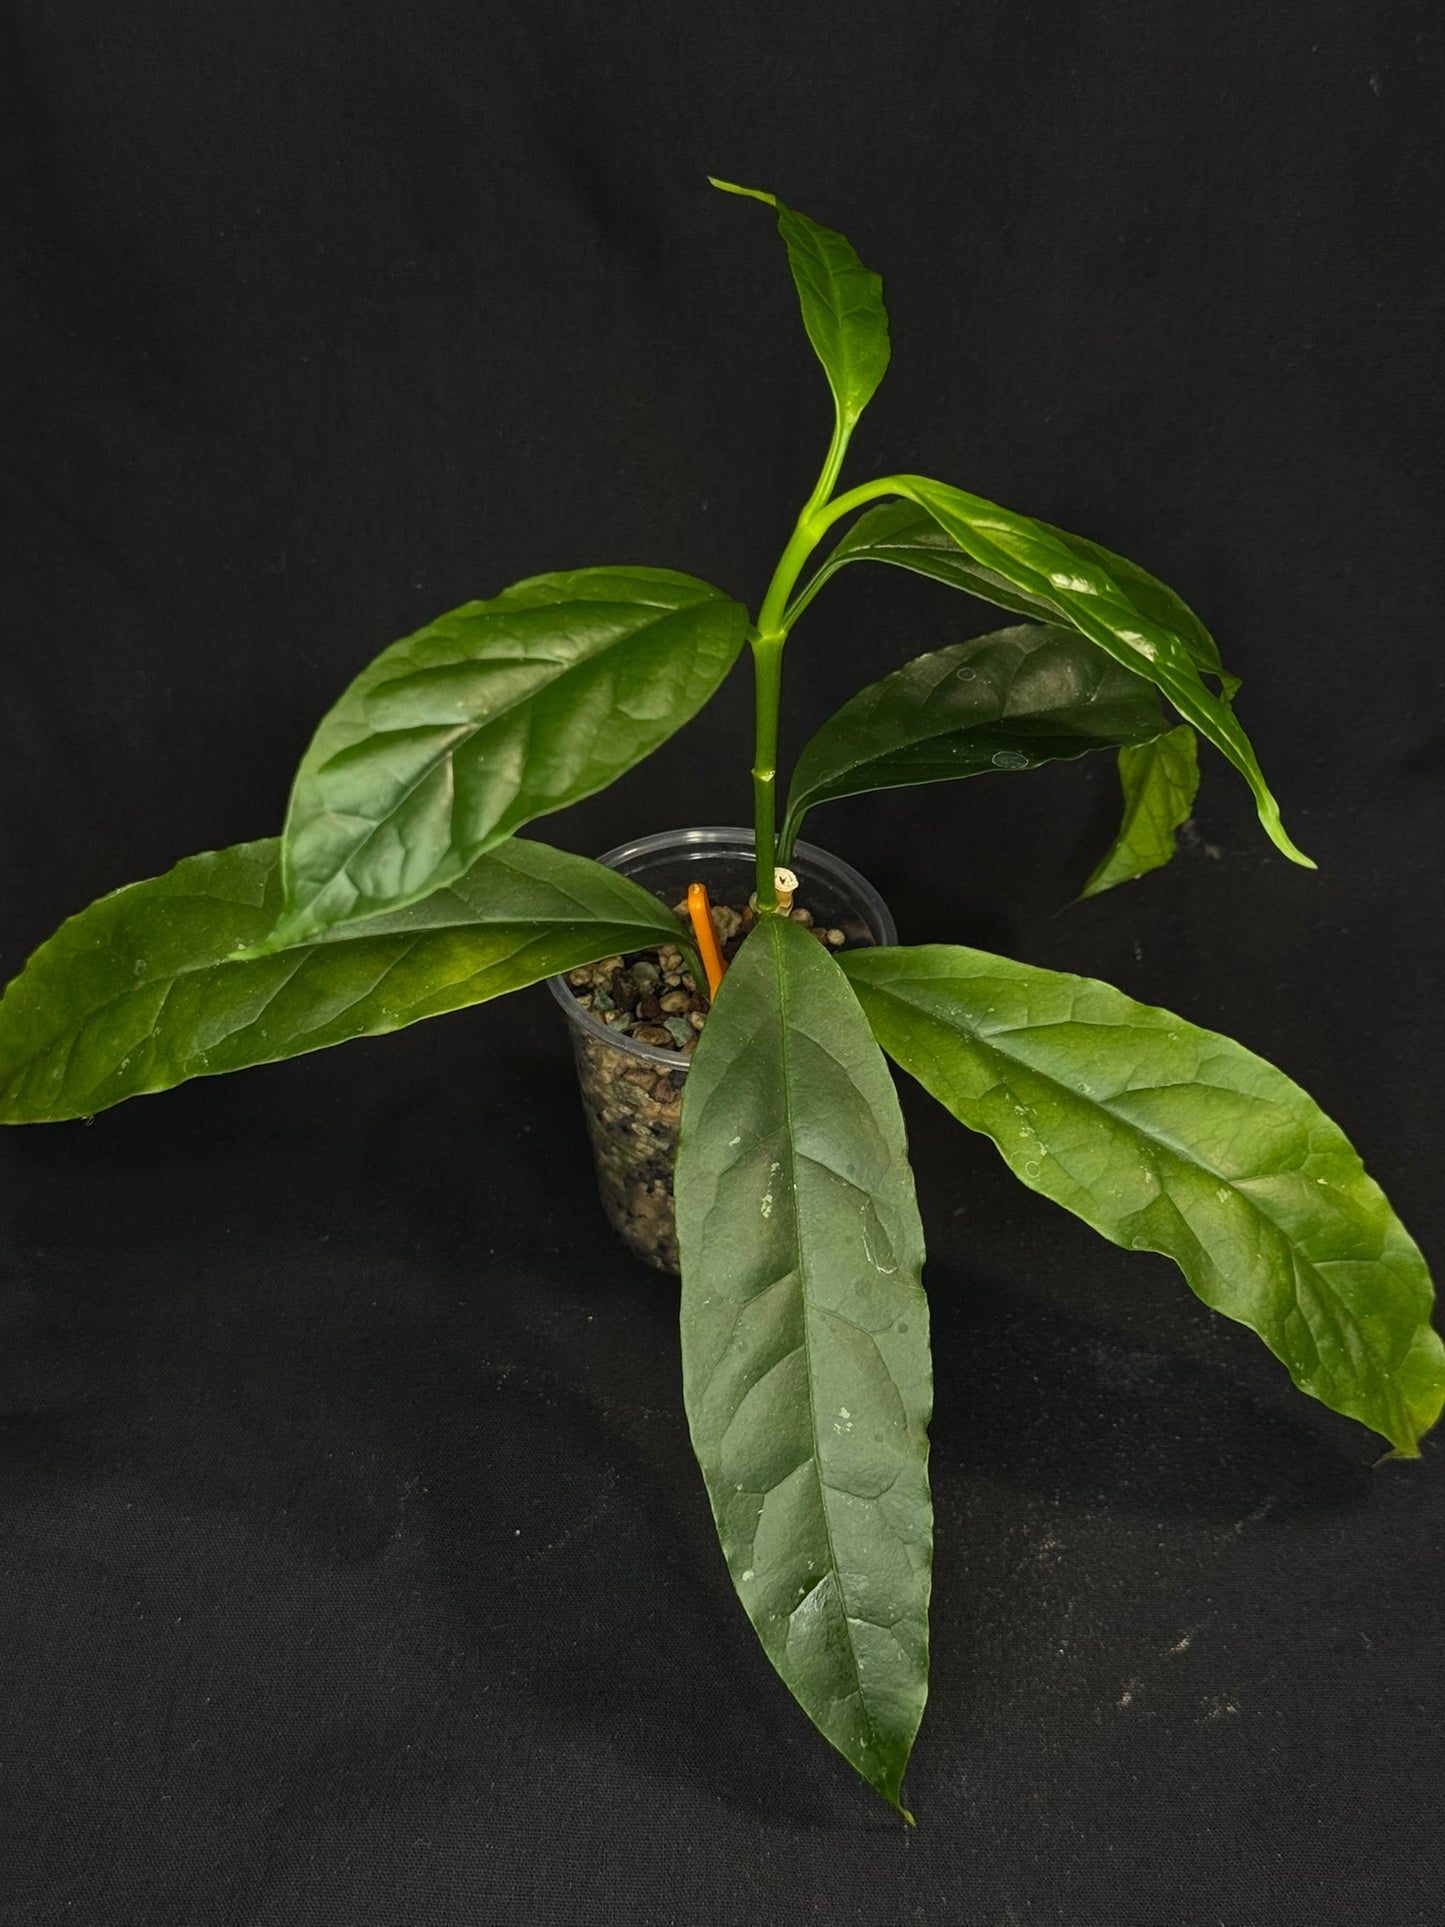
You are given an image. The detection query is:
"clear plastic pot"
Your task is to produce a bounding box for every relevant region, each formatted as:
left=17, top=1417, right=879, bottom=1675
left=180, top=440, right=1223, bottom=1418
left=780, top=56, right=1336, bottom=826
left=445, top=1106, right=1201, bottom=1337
left=548, top=827, right=897, bottom=1274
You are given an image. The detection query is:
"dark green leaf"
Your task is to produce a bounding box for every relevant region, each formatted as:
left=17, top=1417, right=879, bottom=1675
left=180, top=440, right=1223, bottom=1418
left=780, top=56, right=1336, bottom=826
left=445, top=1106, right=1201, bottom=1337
left=868, top=479, right=1307, bottom=869
left=710, top=178, right=890, bottom=430
left=780, top=623, right=1171, bottom=857
left=843, top=944, right=1445, bottom=1457
left=266, top=568, right=748, bottom=948
left=675, top=914, right=932, bottom=1815
left=1081, top=725, right=1200, bottom=899
left=805, top=497, right=1238, bottom=697
left=0, top=838, right=684, bottom=1123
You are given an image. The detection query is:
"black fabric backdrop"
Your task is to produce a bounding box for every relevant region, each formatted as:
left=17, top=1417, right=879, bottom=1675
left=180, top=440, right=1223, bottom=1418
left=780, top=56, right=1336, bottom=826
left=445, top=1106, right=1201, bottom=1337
left=3, top=4, right=1444, bottom=1922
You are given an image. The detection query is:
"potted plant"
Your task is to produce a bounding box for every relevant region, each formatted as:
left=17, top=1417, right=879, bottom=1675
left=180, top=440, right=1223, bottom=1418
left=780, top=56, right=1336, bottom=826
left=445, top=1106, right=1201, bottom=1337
left=2, top=180, right=1439, bottom=1824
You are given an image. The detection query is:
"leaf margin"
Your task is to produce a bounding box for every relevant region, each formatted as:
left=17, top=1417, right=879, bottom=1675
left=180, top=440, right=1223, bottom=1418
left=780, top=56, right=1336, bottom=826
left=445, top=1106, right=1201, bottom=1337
left=842, top=940, right=1445, bottom=1458
left=675, top=911, right=933, bottom=1817
left=709, top=175, right=891, bottom=432
left=0, top=835, right=687, bottom=1123
left=1080, top=723, right=1200, bottom=899
left=779, top=620, right=1175, bottom=858
left=262, top=565, right=749, bottom=952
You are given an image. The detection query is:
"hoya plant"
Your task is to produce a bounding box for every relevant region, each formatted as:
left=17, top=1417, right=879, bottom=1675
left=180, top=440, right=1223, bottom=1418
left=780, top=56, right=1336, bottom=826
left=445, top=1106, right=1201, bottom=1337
left=2, top=181, right=1440, bottom=1822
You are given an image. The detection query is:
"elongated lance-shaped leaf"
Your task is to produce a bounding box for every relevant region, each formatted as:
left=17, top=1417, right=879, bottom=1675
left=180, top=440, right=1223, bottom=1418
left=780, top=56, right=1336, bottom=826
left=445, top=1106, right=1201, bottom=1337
left=780, top=623, right=1172, bottom=858
left=675, top=914, right=932, bottom=1817
left=865, top=479, right=1307, bottom=868
left=797, top=497, right=1239, bottom=698
left=265, top=568, right=749, bottom=949
left=842, top=944, right=1445, bottom=1457
left=1081, top=725, right=1200, bottom=899
left=710, top=178, right=890, bottom=432
left=0, top=838, right=685, bottom=1123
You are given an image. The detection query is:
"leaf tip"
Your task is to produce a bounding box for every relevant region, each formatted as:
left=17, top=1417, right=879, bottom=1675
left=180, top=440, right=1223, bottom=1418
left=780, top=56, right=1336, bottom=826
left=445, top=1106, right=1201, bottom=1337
left=1261, top=806, right=1316, bottom=872
left=707, top=175, right=777, bottom=208
left=1283, top=839, right=1319, bottom=872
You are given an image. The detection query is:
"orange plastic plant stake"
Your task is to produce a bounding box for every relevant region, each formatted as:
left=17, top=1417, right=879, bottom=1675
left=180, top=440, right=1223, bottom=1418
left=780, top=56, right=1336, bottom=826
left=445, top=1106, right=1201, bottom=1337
left=686, top=882, right=728, bottom=998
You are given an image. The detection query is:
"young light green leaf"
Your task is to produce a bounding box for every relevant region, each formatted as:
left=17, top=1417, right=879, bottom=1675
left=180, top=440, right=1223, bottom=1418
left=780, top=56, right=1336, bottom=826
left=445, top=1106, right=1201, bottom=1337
left=780, top=623, right=1171, bottom=858
left=0, top=837, right=685, bottom=1123
left=675, top=914, right=931, bottom=1817
left=800, top=497, right=1239, bottom=697
left=710, top=177, right=890, bottom=431
left=867, top=478, right=1307, bottom=870
left=1081, top=725, right=1200, bottom=899
left=266, top=568, right=749, bottom=949
left=842, top=944, right=1445, bottom=1458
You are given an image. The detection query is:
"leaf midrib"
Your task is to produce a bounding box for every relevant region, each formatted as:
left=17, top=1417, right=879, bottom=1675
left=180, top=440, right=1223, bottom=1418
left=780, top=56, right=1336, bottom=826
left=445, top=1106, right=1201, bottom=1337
left=771, top=926, right=881, bottom=1749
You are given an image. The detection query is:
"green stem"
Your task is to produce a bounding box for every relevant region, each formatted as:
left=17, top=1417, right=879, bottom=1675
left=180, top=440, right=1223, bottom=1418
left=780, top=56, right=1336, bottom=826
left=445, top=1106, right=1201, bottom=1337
left=748, top=410, right=859, bottom=909
left=751, top=633, right=784, bottom=904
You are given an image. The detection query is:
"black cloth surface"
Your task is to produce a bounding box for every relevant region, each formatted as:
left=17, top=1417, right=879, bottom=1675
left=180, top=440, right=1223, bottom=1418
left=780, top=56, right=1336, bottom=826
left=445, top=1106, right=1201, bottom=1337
left=3, top=4, right=1443, bottom=1921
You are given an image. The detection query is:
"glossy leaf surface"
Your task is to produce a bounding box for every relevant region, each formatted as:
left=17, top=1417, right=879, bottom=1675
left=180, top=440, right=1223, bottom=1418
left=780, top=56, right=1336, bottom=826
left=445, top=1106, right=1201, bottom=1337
left=874, top=478, right=1309, bottom=868
left=710, top=178, right=890, bottom=430
left=675, top=914, right=931, bottom=1814
left=1081, top=725, right=1200, bottom=898
left=267, top=568, right=749, bottom=947
left=780, top=622, right=1170, bottom=857
left=843, top=944, right=1445, bottom=1457
left=804, top=497, right=1238, bottom=696
left=0, top=838, right=684, bottom=1122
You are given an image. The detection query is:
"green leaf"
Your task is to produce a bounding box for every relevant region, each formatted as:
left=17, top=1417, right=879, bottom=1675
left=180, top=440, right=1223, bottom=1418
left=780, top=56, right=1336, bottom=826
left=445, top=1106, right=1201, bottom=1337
left=266, top=568, right=749, bottom=948
left=0, top=837, right=685, bottom=1123
left=780, top=622, right=1172, bottom=857
left=675, top=914, right=932, bottom=1816
left=1081, top=725, right=1200, bottom=899
left=862, top=479, right=1307, bottom=870
left=710, top=177, right=890, bottom=431
left=842, top=944, right=1445, bottom=1457
left=804, top=497, right=1239, bottom=698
